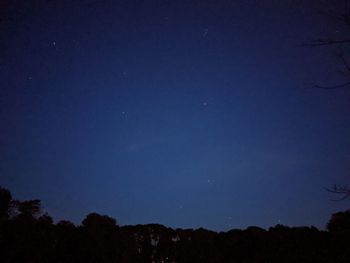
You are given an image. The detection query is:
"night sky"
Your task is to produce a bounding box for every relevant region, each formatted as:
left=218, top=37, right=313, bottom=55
left=1, top=0, right=350, bottom=231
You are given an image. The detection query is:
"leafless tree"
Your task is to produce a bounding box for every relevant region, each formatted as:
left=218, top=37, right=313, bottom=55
left=304, top=1, right=350, bottom=200
left=303, top=0, right=350, bottom=89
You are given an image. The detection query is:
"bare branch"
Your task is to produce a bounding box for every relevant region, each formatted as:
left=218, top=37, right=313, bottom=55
left=312, top=81, right=350, bottom=89
left=325, top=185, right=350, bottom=201
left=315, top=1, right=350, bottom=26
left=303, top=39, right=350, bottom=47
left=330, top=194, right=350, bottom=201
left=337, top=52, right=350, bottom=73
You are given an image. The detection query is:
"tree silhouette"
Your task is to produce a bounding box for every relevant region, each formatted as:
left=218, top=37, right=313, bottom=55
left=82, top=212, right=118, bottom=230
left=327, top=210, right=350, bottom=233
left=304, top=1, right=350, bottom=200
left=2, top=185, right=350, bottom=262
left=304, top=0, right=350, bottom=90
left=16, top=199, right=42, bottom=219
left=0, top=186, right=12, bottom=220
left=79, top=213, right=120, bottom=263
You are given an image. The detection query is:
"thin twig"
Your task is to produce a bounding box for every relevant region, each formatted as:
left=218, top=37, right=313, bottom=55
left=338, top=53, right=350, bottom=72
left=303, top=39, right=350, bottom=47
left=313, top=81, right=350, bottom=89
left=325, top=185, right=350, bottom=201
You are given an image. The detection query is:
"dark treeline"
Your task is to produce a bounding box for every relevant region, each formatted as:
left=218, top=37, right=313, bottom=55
left=1, top=186, right=350, bottom=263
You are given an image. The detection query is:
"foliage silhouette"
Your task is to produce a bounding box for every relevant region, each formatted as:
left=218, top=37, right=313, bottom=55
left=1, top=185, right=350, bottom=262
left=0, top=186, right=12, bottom=219
left=327, top=210, right=350, bottom=234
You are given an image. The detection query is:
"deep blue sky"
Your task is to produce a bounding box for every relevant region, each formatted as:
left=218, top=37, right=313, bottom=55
left=1, top=0, right=350, bottom=231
